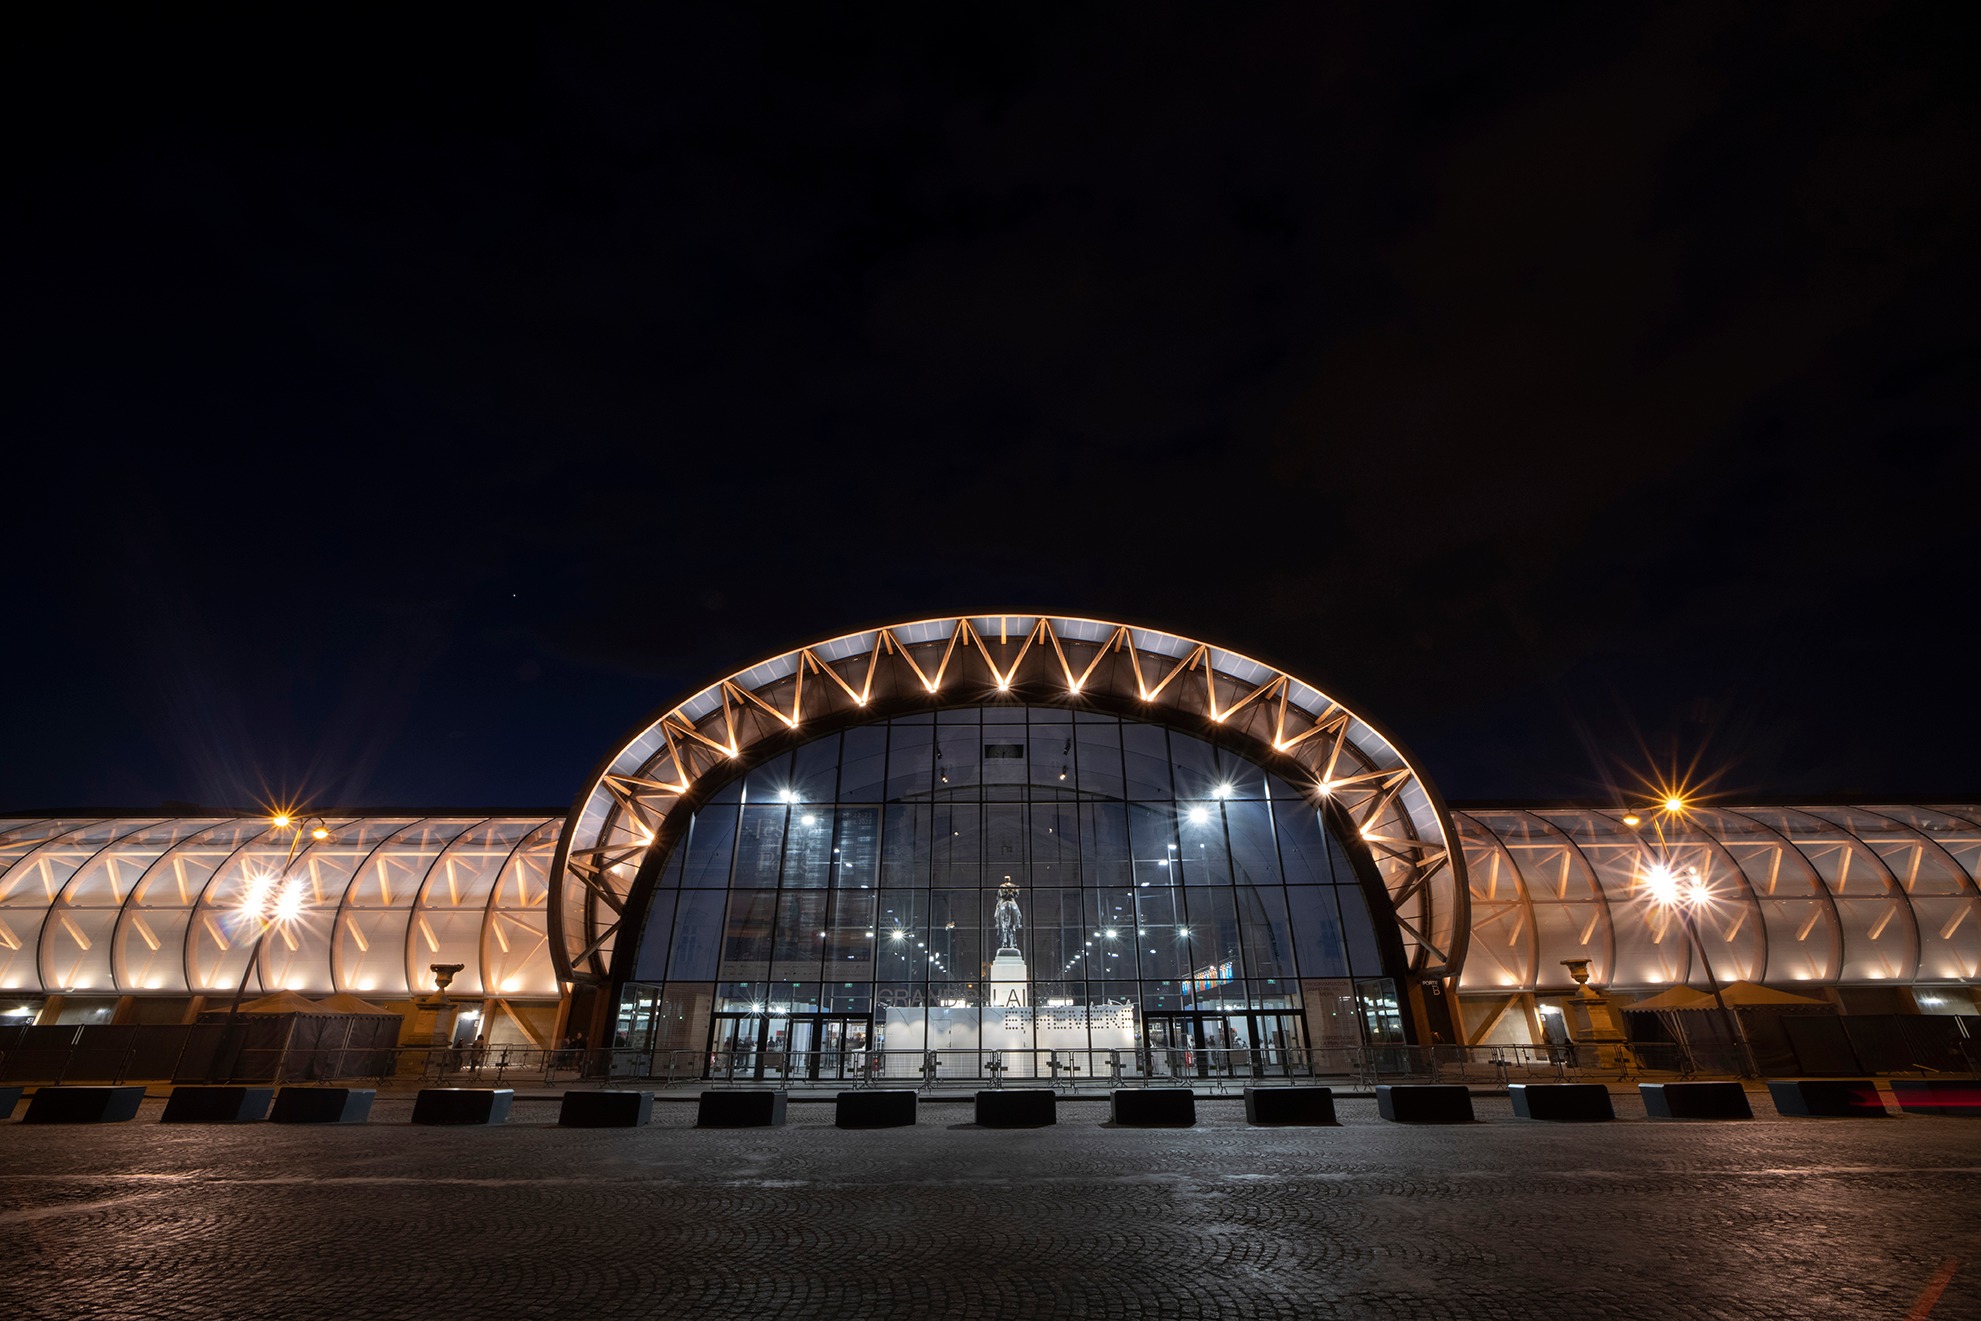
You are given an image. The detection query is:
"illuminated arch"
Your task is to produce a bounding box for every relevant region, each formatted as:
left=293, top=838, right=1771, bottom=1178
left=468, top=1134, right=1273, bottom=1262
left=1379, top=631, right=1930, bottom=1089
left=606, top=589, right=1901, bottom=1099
left=549, top=615, right=1470, bottom=985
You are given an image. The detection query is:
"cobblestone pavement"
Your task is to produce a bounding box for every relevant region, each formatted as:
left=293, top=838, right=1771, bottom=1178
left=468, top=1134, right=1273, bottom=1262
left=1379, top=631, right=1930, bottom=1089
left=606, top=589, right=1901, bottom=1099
left=2, top=1094, right=1977, bottom=1321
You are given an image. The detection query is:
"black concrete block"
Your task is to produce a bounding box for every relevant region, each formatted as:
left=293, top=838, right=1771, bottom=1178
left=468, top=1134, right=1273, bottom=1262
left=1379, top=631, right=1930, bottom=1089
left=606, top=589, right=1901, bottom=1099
left=1640, top=1082, right=1753, bottom=1119
left=1891, top=1077, right=1981, bottom=1117
left=1376, top=1084, right=1474, bottom=1123
left=835, top=1090, right=917, bottom=1129
left=412, top=1088, right=514, bottom=1125
left=559, top=1089, right=654, bottom=1127
left=161, top=1086, right=274, bottom=1123
left=1243, top=1086, right=1338, bottom=1126
left=975, top=1088, right=1056, bottom=1128
left=1509, top=1083, right=1615, bottom=1122
left=1110, top=1088, right=1196, bottom=1127
left=0, top=1085, right=21, bottom=1120
left=697, top=1089, right=787, bottom=1128
left=270, top=1087, right=375, bottom=1124
left=22, top=1086, right=146, bottom=1124
left=1767, top=1079, right=1888, bottom=1118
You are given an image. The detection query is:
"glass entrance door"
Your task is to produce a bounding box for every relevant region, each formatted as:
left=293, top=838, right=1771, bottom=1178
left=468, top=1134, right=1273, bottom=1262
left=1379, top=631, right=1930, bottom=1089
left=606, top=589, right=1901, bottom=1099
left=1143, top=1012, right=1308, bottom=1080
left=708, top=1013, right=872, bottom=1081
left=1144, top=1015, right=1200, bottom=1079
left=765, top=1016, right=802, bottom=1081
left=817, top=1019, right=870, bottom=1081
left=710, top=1014, right=762, bottom=1079
left=1247, top=1012, right=1308, bottom=1077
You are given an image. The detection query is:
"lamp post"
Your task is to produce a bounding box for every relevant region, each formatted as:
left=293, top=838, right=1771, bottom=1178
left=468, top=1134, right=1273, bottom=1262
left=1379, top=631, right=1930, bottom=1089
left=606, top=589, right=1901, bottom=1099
left=212, top=814, right=328, bottom=1080
left=1631, top=800, right=1756, bottom=1078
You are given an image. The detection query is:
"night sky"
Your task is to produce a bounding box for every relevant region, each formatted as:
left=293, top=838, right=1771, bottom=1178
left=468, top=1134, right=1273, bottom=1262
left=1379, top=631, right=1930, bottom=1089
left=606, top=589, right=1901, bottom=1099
left=4, top=8, right=1975, bottom=815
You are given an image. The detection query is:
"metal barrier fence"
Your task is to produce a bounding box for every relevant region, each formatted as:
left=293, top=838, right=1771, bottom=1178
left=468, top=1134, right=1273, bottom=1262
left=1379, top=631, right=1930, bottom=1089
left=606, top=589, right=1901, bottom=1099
left=6, top=1020, right=1973, bottom=1090
left=680, top=1042, right=1750, bottom=1091
left=0, top=1036, right=1819, bottom=1090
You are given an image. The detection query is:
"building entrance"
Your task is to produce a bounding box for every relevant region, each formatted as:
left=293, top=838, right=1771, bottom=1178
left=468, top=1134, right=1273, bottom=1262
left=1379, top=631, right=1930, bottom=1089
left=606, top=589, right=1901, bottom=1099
left=708, top=1013, right=871, bottom=1082
left=1143, top=1011, right=1309, bottom=1080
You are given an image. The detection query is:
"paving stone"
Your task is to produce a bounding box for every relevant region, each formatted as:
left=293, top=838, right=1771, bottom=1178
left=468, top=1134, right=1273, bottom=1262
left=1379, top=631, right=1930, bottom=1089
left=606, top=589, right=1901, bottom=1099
left=0, top=1093, right=1975, bottom=1320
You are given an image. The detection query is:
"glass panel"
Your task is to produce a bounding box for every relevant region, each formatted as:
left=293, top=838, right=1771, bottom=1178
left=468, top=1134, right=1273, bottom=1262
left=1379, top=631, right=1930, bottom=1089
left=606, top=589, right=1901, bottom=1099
left=770, top=892, right=828, bottom=980
left=1073, top=721, right=1124, bottom=799
left=1134, top=885, right=1191, bottom=979
left=718, top=891, right=775, bottom=979
left=666, top=890, right=726, bottom=982
left=832, top=807, right=880, bottom=889
left=886, top=724, right=934, bottom=801
left=1273, top=802, right=1333, bottom=884
left=1236, top=885, right=1295, bottom=980
left=1167, top=732, right=1223, bottom=801
left=880, top=805, right=934, bottom=887
left=1080, top=803, right=1131, bottom=889
left=790, top=733, right=843, bottom=803
left=839, top=726, right=888, bottom=801
left=1028, top=723, right=1074, bottom=790
left=780, top=808, right=834, bottom=889
left=630, top=707, right=1397, bottom=1055
left=116, top=909, right=191, bottom=992
left=733, top=806, right=786, bottom=888
left=741, top=752, right=793, bottom=805
left=1337, top=883, right=1386, bottom=978
left=932, top=803, right=980, bottom=887
left=682, top=807, right=739, bottom=888
left=1121, top=723, right=1173, bottom=800
left=875, top=890, right=928, bottom=979
left=1176, top=802, right=1232, bottom=886
left=1286, top=885, right=1349, bottom=979
left=1224, top=801, right=1280, bottom=887
left=824, top=890, right=876, bottom=973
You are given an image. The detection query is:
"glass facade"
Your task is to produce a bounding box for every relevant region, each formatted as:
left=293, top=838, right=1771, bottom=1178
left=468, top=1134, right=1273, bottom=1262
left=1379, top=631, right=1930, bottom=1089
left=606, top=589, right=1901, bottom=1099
left=0, top=816, right=561, bottom=1000
left=617, top=707, right=1402, bottom=1074
left=1454, top=805, right=1981, bottom=994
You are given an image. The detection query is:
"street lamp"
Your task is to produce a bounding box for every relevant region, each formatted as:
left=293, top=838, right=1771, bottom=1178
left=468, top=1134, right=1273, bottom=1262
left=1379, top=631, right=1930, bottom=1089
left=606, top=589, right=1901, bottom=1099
left=212, top=813, right=329, bottom=1079
left=1631, top=799, right=1756, bottom=1077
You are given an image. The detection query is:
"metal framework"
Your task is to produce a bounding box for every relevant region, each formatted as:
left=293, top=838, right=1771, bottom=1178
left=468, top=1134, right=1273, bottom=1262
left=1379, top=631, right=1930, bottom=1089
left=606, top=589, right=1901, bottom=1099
left=1455, top=804, right=1981, bottom=993
left=7, top=801, right=1974, bottom=1008
left=550, top=615, right=1467, bottom=986
left=0, top=816, right=561, bottom=1000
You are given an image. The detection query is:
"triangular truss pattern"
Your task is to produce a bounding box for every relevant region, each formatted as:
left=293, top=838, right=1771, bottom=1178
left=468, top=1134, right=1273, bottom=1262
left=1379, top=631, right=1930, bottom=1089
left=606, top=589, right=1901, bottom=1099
left=548, top=615, right=1467, bottom=985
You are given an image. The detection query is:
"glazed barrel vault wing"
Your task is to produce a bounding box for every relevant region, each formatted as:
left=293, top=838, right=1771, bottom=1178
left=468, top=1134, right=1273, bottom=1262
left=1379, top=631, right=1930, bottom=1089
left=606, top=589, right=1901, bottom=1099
left=550, top=615, right=1468, bottom=984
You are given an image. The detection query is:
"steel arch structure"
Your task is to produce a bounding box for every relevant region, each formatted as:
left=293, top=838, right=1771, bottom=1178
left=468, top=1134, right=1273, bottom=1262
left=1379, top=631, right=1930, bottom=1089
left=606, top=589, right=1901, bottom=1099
left=0, top=815, right=561, bottom=999
left=549, top=614, right=1469, bottom=986
left=1452, top=804, right=1981, bottom=994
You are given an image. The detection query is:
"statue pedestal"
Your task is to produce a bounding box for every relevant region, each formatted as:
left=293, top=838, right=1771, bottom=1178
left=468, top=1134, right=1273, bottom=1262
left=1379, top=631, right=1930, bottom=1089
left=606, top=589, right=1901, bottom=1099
left=396, top=996, right=460, bottom=1076
left=987, top=950, right=1028, bottom=1009
left=1566, top=990, right=1624, bottom=1043
left=1565, top=988, right=1633, bottom=1069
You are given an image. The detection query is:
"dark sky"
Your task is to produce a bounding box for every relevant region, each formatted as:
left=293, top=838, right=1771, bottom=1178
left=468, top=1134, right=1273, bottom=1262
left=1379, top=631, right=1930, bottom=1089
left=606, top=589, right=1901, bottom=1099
left=4, top=7, right=1975, bottom=814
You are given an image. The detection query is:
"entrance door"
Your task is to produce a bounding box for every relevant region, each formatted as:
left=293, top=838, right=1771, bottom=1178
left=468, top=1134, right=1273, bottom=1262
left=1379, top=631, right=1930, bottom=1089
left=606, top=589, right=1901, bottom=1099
left=1144, top=1015, right=1200, bottom=1079
left=1246, top=1012, right=1308, bottom=1077
left=1199, top=1014, right=1250, bottom=1079
left=769, top=1016, right=806, bottom=1082
left=709, top=1014, right=762, bottom=1080
left=709, top=1014, right=873, bottom=1081
left=817, top=1019, right=870, bottom=1082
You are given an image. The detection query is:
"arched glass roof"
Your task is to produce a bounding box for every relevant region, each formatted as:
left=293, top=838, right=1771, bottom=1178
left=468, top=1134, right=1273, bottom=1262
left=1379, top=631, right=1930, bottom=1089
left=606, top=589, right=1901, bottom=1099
left=552, top=615, right=1466, bottom=986
left=7, top=802, right=1973, bottom=1002
left=0, top=815, right=560, bottom=999
left=1454, top=805, right=1981, bottom=992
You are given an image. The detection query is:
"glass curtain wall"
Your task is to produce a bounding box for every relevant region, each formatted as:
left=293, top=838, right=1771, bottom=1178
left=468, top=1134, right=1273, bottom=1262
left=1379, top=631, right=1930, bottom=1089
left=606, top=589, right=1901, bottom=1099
left=621, top=708, right=1397, bottom=1078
